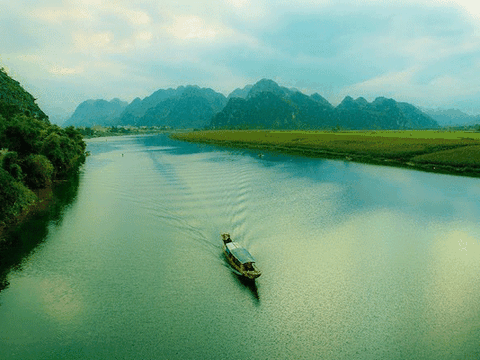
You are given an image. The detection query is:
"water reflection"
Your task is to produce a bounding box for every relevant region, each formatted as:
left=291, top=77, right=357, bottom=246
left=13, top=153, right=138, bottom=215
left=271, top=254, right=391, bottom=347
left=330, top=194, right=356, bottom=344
left=2, top=134, right=479, bottom=360
left=0, top=172, right=81, bottom=292
left=234, top=273, right=260, bottom=303
left=222, top=252, right=260, bottom=303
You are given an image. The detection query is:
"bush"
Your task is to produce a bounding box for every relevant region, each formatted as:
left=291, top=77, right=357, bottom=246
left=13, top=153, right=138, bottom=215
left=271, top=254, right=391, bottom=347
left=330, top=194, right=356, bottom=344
left=0, top=167, right=36, bottom=225
left=41, top=128, right=86, bottom=178
left=1, top=151, right=23, bottom=181
left=22, top=154, right=54, bottom=189
left=1, top=114, right=45, bottom=156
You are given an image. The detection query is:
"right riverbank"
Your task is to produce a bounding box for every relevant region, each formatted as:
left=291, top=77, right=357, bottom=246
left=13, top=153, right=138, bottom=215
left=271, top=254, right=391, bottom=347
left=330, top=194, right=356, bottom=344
left=171, top=130, right=480, bottom=177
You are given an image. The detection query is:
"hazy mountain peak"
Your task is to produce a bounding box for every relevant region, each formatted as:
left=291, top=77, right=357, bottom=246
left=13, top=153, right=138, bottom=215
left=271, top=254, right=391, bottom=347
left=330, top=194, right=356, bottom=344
left=310, top=93, right=332, bottom=105
left=423, top=107, right=480, bottom=126
left=336, top=96, right=356, bottom=110
left=228, top=85, right=253, bottom=99
left=355, top=97, right=368, bottom=106
left=64, top=98, right=128, bottom=127
left=247, top=79, right=290, bottom=99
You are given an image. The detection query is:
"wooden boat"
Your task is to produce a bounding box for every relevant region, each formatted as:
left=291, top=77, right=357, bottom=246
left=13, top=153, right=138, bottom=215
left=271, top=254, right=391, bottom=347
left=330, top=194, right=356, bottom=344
left=222, top=233, right=261, bottom=279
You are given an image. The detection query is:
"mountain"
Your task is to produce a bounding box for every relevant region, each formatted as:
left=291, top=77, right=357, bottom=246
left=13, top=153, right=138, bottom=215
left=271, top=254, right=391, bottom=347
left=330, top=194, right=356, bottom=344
left=228, top=85, right=253, bottom=99
left=212, top=79, right=437, bottom=130
left=0, top=67, right=48, bottom=122
left=117, top=87, right=184, bottom=125
left=64, top=98, right=128, bottom=127
left=311, top=93, right=335, bottom=109
left=137, top=86, right=227, bottom=128
left=67, top=86, right=227, bottom=128
left=66, top=78, right=439, bottom=130
left=246, top=78, right=291, bottom=99
left=422, top=108, right=480, bottom=126
left=212, top=80, right=336, bottom=129
left=335, top=96, right=438, bottom=129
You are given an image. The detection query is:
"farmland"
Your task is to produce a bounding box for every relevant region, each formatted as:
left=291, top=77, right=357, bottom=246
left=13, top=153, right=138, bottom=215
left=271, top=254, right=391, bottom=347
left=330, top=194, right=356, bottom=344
left=171, top=130, right=480, bottom=177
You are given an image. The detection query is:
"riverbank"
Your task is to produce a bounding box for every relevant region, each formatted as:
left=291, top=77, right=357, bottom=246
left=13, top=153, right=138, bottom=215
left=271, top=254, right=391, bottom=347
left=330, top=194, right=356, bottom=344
left=170, top=130, right=480, bottom=177
left=0, top=183, right=54, bottom=243
left=0, top=173, right=80, bottom=291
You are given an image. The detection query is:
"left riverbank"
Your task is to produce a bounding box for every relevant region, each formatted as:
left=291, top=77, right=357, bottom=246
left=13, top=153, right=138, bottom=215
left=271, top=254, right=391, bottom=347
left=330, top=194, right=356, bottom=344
left=0, top=173, right=81, bottom=291
left=0, top=68, right=86, bottom=246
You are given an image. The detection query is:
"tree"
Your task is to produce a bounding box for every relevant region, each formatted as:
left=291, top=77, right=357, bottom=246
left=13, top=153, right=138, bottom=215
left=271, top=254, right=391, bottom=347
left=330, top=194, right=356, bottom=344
left=22, top=154, right=54, bottom=189
left=1, top=114, right=45, bottom=156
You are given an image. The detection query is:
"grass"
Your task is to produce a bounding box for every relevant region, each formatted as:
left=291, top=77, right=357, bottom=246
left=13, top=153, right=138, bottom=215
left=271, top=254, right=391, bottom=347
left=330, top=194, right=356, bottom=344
left=170, top=130, right=480, bottom=177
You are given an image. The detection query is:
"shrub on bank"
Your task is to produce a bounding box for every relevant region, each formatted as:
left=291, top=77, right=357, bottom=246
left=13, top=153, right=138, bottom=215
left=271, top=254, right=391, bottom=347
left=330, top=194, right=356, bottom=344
left=0, top=167, right=36, bottom=226
left=22, top=154, right=54, bottom=189
left=1, top=151, right=23, bottom=181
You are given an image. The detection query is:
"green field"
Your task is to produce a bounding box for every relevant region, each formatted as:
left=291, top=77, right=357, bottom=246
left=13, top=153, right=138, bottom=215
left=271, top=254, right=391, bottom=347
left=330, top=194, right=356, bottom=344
left=170, top=130, right=480, bottom=177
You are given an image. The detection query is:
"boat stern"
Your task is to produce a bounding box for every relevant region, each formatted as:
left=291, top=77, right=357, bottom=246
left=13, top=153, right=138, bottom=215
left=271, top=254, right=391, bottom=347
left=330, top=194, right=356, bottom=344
left=243, top=262, right=261, bottom=279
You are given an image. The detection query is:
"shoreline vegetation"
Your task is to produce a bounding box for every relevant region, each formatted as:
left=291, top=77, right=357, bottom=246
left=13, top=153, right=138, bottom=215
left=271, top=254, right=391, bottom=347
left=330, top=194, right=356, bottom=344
left=170, top=130, right=480, bottom=177
left=76, top=125, right=174, bottom=138
left=0, top=68, right=86, bottom=243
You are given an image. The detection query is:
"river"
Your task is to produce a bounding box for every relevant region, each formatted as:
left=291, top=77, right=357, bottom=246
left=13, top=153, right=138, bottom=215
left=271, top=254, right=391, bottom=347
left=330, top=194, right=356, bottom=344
left=1, top=134, right=479, bottom=359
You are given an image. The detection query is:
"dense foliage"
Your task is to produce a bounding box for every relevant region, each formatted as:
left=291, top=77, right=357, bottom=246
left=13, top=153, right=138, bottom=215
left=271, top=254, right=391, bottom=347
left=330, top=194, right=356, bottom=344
left=211, top=79, right=439, bottom=130
left=66, top=86, right=227, bottom=128
left=0, top=68, right=86, bottom=226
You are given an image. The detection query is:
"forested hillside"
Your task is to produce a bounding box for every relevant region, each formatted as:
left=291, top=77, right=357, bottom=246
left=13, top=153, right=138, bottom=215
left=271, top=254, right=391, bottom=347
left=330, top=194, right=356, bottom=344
left=66, top=78, right=439, bottom=130
left=66, top=85, right=227, bottom=128
left=0, top=68, right=86, bottom=228
left=212, top=79, right=438, bottom=130
left=63, top=98, right=128, bottom=127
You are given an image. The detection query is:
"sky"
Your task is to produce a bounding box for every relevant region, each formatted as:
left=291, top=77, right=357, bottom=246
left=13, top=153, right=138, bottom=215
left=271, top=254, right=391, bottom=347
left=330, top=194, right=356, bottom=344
left=2, top=0, right=480, bottom=121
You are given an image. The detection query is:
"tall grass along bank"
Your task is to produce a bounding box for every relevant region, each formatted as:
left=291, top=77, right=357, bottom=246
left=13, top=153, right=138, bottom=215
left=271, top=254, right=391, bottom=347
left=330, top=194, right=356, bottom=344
left=171, top=130, right=480, bottom=177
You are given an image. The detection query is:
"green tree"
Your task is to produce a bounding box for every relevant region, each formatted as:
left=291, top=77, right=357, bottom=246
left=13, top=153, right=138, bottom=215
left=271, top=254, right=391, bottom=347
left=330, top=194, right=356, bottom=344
left=0, top=167, right=36, bottom=224
left=1, top=114, right=46, bottom=156
left=1, top=151, right=23, bottom=181
left=22, top=154, right=54, bottom=189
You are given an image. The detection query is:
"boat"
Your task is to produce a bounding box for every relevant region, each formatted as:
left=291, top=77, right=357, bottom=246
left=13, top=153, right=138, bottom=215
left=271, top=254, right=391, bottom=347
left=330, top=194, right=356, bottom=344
left=222, top=233, right=261, bottom=279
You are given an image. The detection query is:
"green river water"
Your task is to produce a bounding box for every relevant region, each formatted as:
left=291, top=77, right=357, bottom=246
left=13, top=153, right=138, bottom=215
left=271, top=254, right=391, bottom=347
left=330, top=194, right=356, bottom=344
left=0, top=134, right=479, bottom=359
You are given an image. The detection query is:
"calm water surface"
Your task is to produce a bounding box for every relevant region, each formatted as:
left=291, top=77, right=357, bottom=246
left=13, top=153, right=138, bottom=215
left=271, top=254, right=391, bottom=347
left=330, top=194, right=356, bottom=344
left=1, top=134, right=479, bottom=359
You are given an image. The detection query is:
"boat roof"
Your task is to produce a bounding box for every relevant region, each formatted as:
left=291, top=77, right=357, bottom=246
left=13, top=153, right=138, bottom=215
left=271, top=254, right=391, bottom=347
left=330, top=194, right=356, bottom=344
left=226, top=242, right=256, bottom=264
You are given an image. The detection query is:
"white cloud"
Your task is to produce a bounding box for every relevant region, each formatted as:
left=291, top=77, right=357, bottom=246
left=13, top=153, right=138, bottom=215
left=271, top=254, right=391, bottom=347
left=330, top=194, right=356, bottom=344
left=136, top=31, right=153, bottom=42
left=5, top=0, right=480, bottom=114
left=449, top=0, right=480, bottom=20
left=49, top=65, right=84, bottom=76
left=31, top=7, right=92, bottom=23
left=119, top=9, right=151, bottom=25
left=337, top=62, right=480, bottom=108
left=167, top=15, right=218, bottom=40
left=227, top=0, right=250, bottom=8
left=73, top=31, right=114, bottom=51
left=339, top=67, right=419, bottom=98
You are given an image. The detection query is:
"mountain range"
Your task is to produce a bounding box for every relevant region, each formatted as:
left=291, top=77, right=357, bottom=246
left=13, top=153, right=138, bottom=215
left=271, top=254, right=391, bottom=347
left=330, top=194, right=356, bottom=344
left=422, top=108, right=480, bottom=127
left=65, top=79, right=441, bottom=130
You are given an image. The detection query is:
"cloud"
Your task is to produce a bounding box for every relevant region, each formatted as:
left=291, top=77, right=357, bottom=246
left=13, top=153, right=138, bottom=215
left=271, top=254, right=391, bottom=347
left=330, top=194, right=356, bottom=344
left=167, top=15, right=219, bottom=40
left=49, top=65, right=85, bottom=76
left=117, top=8, right=151, bottom=25
left=337, top=63, right=480, bottom=109
left=3, top=0, right=480, bottom=115
left=31, top=7, right=92, bottom=23
left=73, top=31, right=114, bottom=51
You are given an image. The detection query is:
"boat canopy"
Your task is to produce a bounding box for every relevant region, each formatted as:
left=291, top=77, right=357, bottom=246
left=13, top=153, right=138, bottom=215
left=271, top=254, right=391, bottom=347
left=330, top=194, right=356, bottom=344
left=226, top=242, right=256, bottom=264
